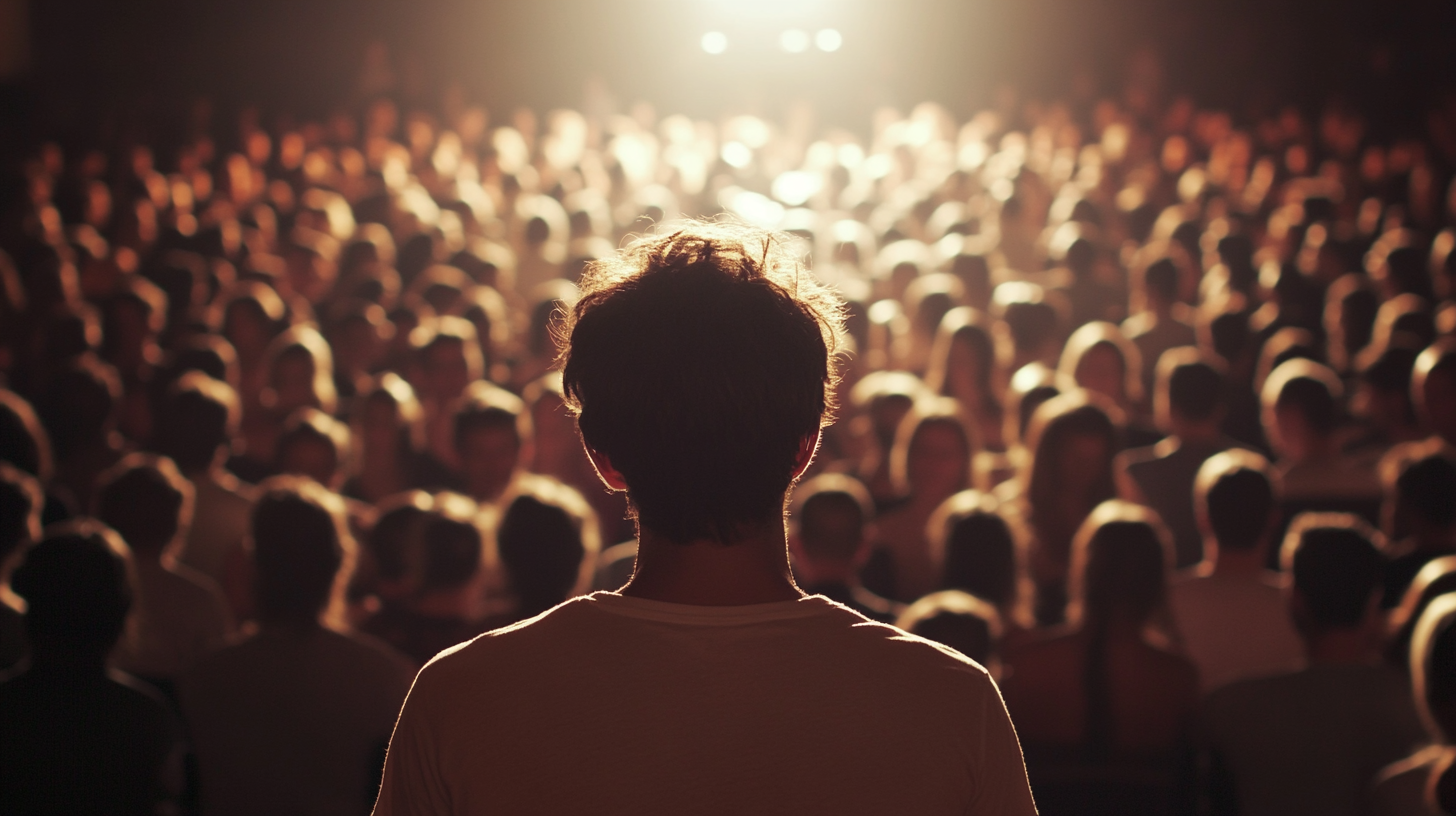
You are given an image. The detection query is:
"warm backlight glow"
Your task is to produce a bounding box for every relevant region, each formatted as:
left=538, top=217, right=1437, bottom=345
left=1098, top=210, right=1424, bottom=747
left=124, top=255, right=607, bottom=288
left=815, top=29, right=843, bottom=52
left=700, top=31, right=728, bottom=54
left=779, top=29, right=810, bottom=54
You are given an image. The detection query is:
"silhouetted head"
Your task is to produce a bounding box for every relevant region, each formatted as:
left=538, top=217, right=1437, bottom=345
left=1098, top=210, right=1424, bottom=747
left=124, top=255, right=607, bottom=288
left=1155, top=347, right=1224, bottom=430
left=1060, top=322, right=1143, bottom=408
left=250, top=476, right=353, bottom=628
left=791, top=474, right=872, bottom=568
left=1195, top=449, right=1278, bottom=560
left=896, top=590, right=1002, bottom=670
left=930, top=490, right=1020, bottom=613
left=497, top=480, right=599, bottom=617
left=890, top=400, right=973, bottom=501
left=453, top=383, right=529, bottom=503
left=12, top=520, right=134, bottom=663
left=1413, top=339, right=1456, bottom=446
left=1069, top=501, right=1171, bottom=630
left=560, top=222, right=844, bottom=544
left=153, top=372, right=239, bottom=474
left=0, top=462, right=43, bottom=566
left=1281, top=513, right=1384, bottom=639
left=95, top=453, right=192, bottom=558
left=1411, top=593, right=1456, bottom=743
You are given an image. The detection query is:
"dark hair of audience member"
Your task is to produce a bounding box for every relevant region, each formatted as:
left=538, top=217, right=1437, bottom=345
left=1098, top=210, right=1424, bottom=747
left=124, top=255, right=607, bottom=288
left=1324, top=274, right=1380, bottom=374
left=1158, top=348, right=1224, bottom=426
left=889, top=400, right=973, bottom=498
left=1002, top=362, right=1066, bottom=450
left=249, top=476, right=354, bottom=629
left=275, top=407, right=351, bottom=489
left=1280, top=513, right=1385, bottom=636
left=1263, top=359, right=1343, bottom=442
left=560, top=223, right=843, bottom=544
left=0, top=388, right=54, bottom=482
left=12, top=520, right=134, bottom=664
left=931, top=489, right=1022, bottom=617
left=263, top=325, right=338, bottom=416
left=153, top=372, right=239, bottom=474
left=924, top=307, right=1002, bottom=425
left=414, top=494, right=483, bottom=598
left=1059, top=322, right=1144, bottom=409
left=496, top=482, right=598, bottom=619
left=360, top=491, right=433, bottom=599
left=38, top=353, right=121, bottom=459
left=1068, top=501, right=1172, bottom=758
left=1396, top=455, right=1456, bottom=535
left=1412, top=594, right=1456, bottom=814
left=1024, top=392, right=1121, bottom=553
left=895, top=590, right=1002, bottom=670
left=0, top=462, right=43, bottom=567
left=1195, top=449, right=1278, bottom=557
left=160, top=333, right=241, bottom=391
left=1386, top=557, right=1456, bottom=672
left=95, top=453, right=191, bottom=557
left=793, top=474, right=873, bottom=565
left=1413, top=339, right=1456, bottom=445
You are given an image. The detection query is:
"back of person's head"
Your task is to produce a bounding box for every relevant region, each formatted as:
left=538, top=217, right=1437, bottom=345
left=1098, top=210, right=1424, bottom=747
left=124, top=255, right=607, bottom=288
left=791, top=474, right=872, bottom=566
left=1059, top=322, right=1143, bottom=407
left=162, top=333, right=241, bottom=391
left=276, top=407, right=351, bottom=488
left=1387, top=557, right=1456, bottom=673
left=1156, top=347, right=1224, bottom=428
left=1069, top=500, right=1171, bottom=629
left=1195, top=449, right=1278, bottom=556
left=930, top=490, right=1019, bottom=611
left=0, top=462, right=43, bottom=565
left=0, top=389, right=53, bottom=482
left=416, top=492, right=482, bottom=596
left=12, top=520, right=133, bottom=659
left=895, top=590, right=1002, bottom=669
left=1411, top=593, right=1456, bottom=745
left=1413, top=339, right=1456, bottom=444
left=1263, top=358, right=1343, bottom=444
left=560, top=222, right=843, bottom=544
left=365, top=491, right=433, bottom=590
left=250, top=476, right=353, bottom=627
left=496, top=480, right=599, bottom=617
left=39, top=353, right=121, bottom=457
left=1025, top=391, right=1120, bottom=519
left=95, top=453, right=192, bottom=557
left=1281, top=513, right=1384, bottom=635
left=1395, top=456, right=1456, bottom=534
left=153, top=372, right=239, bottom=473
left=452, top=382, right=528, bottom=452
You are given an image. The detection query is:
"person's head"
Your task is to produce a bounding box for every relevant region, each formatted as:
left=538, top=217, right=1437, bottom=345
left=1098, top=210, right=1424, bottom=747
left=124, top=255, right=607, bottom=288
left=1154, top=346, right=1224, bottom=434
left=930, top=489, right=1021, bottom=615
left=560, top=222, right=844, bottom=544
left=38, top=353, right=121, bottom=458
left=275, top=408, right=351, bottom=490
left=1134, top=255, right=1182, bottom=314
left=1195, top=449, right=1279, bottom=562
left=1387, top=557, right=1456, bottom=671
left=1412, top=339, right=1456, bottom=446
left=1003, top=362, right=1069, bottom=449
left=1025, top=391, right=1121, bottom=529
left=1388, top=455, right=1456, bottom=544
left=1356, top=344, right=1421, bottom=439
left=453, top=382, right=530, bottom=503
left=216, top=281, right=286, bottom=366
left=356, top=372, right=425, bottom=460
left=925, top=307, right=999, bottom=416
left=1280, top=513, right=1384, bottom=641
left=1059, top=322, right=1143, bottom=408
left=790, top=474, right=873, bottom=576
left=100, top=275, right=166, bottom=374
left=1262, top=358, right=1344, bottom=462
left=162, top=332, right=241, bottom=392
left=1411, top=593, right=1456, bottom=744
left=0, top=388, right=54, bottom=483
left=0, top=462, right=43, bottom=570
left=153, top=372, right=239, bottom=474
left=263, top=325, right=337, bottom=417
left=895, top=590, right=1003, bottom=672
left=12, top=520, right=134, bottom=663
left=364, top=491, right=433, bottom=599
left=1324, top=274, right=1380, bottom=374
left=411, top=315, right=483, bottom=404
left=991, top=281, right=1059, bottom=367
left=413, top=492, right=483, bottom=599
left=890, top=400, right=973, bottom=502
left=95, top=453, right=192, bottom=559
left=496, top=479, right=599, bottom=617
left=1069, top=500, right=1171, bottom=629
left=249, top=476, right=354, bottom=628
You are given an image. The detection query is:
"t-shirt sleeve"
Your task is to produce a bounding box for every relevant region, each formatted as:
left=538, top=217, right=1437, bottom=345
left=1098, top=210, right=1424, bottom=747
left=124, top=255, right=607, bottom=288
left=968, top=673, right=1039, bottom=816
left=373, top=670, right=452, bottom=816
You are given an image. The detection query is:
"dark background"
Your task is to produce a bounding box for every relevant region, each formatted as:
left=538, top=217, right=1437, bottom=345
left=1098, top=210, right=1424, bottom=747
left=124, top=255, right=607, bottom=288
left=4, top=0, right=1454, bottom=155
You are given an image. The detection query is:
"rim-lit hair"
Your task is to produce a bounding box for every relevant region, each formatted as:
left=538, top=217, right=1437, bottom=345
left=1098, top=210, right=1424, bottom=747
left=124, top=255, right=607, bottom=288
left=249, top=475, right=355, bottom=630
left=1067, top=500, right=1173, bottom=627
left=889, top=397, right=974, bottom=497
left=263, top=324, right=338, bottom=415
left=1058, top=321, right=1145, bottom=406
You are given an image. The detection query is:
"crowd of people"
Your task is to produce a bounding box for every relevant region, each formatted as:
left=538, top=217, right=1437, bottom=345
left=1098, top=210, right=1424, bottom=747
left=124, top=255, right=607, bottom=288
left=1, top=82, right=1455, bottom=815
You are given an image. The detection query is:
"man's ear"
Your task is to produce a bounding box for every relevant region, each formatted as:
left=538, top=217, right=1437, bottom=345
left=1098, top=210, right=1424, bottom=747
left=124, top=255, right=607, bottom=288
left=791, top=430, right=822, bottom=481
left=583, top=445, right=629, bottom=491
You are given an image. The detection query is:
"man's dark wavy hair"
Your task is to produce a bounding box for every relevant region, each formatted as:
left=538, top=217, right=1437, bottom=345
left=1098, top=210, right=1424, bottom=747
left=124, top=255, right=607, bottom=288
left=560, top=221, right=845, bottom=545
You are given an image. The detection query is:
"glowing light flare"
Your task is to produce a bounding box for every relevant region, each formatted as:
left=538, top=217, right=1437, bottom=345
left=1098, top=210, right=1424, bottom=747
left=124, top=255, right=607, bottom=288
left=780, top=29, right=810, bottom=53
left=720, top=141, right=753, bottom=169
left=701, top=31, right=728, bottom=54
left=718, top=186, right=785, bottom=229
left=771, top=171, right=822, bottom=206
left=815, top=29, right=843, bottom=52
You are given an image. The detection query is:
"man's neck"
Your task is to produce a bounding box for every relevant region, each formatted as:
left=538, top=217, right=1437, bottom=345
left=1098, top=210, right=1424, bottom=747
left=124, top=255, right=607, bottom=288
left=1211, top=546, right=1269, bottom=578
left=621, top=521, right=804, bottom=606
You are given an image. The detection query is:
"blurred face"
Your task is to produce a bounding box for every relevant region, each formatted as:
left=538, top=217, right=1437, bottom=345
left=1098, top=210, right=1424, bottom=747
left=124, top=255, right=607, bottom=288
left=1075, top=343, right=1126, bottom=405
left=362, top=398, right=401, bottom=453
left=908, top=422, right=969, bottom=500
left=225, top=302, right=271, bottom=364
left=459, top=425, right=520, bottom=502
left=1059, top=432, right=1110, bottom=496
left=946, top=337, right=985, bottom=406
left=272, top=353, right=318, bottom=414
left=423, top=339, right=471, bottom=402
left=279, top=437, right=338, bottom=488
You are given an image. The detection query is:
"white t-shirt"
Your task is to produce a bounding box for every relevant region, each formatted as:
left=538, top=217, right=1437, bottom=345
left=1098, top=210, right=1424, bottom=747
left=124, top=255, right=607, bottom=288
left=375, top=592, right=1036, bottom=816
left=1167, top=569, right=1305, bottom=693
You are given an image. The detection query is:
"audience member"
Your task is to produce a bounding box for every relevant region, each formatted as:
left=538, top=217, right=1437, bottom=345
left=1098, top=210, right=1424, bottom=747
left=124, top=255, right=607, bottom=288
left=1369, top=593, right=1456, bottom=816
left=789, top=473, right=899, bottom=623
left=895, top=589, right=1002, bottom=673
left=930, top=489, right=1030, bottom=642
left=0, top=462, right=42, bottom=669
left=1383, top=456, right=1456, bottom=608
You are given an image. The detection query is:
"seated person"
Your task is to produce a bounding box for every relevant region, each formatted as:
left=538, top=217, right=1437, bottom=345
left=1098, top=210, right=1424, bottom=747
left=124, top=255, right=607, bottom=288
left=0, top=463, right=42, bottom=670
left=1201, top=513, right=1427, bottom=816
left=1118, top=348, right=1241, bottom=568
left=491, top=478, right=600, bottom=625
left=96, top=454, right=232, bottom=690
left=1003, top=500, right=1199, bottom=816
left=788, top=473, right=899, bottom=623
left=361, top=492, right=491, bottom=665
left=1369, top=592, right=1456, bottom=816
left=1263, top=359, right=1382, bottom=526
left=895, top=589, right=1002, bottom=676
left=1381, top=456, right=1456, bottom=608
left=1167, top=450, right=1304, bottom=693
left=0, top=521, right=181, bottom=815
left=931, top=489, right=1031, bottom=646
left=180, top=477, right=414, bottom=816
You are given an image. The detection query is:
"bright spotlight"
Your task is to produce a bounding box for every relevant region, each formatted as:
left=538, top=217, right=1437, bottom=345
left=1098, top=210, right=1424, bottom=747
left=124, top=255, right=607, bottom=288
left=815, top=29, right=843, bottom=52
left=779, top=29, right=810, bottom=54
left=701, top=31, right=728, bottom=54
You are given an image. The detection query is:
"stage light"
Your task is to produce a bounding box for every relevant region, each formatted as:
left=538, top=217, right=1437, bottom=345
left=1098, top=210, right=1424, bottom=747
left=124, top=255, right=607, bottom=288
left=779, top=29, right=810, bottom=54
left=815, top=29, right=842, bottom=52
left=701, top=31, right=728, bottom=54
left=721, top=141, right=753, bottom=169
